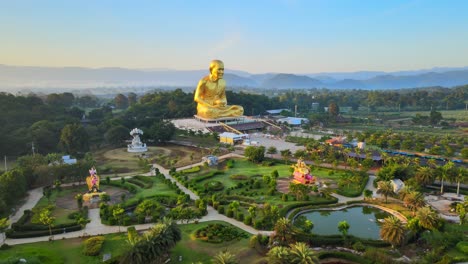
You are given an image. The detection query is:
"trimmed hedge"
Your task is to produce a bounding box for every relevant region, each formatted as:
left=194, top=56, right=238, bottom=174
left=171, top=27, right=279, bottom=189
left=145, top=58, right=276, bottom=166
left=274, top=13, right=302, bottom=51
left=101, top=180, right=138, bottom=193
left=294, top=232, right=389, bottom=248
left=191, top=171, right=224, bottom=183
left=181, top=166, right=201, bottom=174
left=7, top=224, right=82, bottom=238
left=280, top=197, right=339, bottom=217
left=318, top=251, right=371, bottom=264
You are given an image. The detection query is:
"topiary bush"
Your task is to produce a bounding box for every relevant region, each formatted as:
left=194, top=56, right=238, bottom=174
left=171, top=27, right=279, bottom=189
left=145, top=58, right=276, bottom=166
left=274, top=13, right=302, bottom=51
left=82, top=236, right=105, bottom=256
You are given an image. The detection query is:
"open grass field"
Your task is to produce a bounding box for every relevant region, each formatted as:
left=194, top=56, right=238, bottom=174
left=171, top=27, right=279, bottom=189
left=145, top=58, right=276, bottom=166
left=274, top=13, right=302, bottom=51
left=131, top=176, right=180, bottom=200
left=0, top=233, right=129, bottom=264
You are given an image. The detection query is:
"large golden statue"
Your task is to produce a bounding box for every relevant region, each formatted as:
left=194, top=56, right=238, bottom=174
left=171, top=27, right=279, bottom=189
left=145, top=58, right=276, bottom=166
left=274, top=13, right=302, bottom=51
left=194, top=60, right=244, bottom=119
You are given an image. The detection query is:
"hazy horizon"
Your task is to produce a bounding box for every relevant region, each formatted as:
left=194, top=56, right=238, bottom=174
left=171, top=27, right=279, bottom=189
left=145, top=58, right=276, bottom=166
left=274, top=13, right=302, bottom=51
left=1, top=1, right=468, bottom=74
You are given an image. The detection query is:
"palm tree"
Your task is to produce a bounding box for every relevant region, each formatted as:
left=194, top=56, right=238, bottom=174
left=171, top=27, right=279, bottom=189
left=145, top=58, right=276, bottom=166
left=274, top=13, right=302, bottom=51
left=267, top=246, right=291, bottom=264
left=120, top=218, right=182, bottom=264
left=403, top=191, right=425, bottom=215
left=455, top=167, right=467, bottom=197
left=289, top=242, right=319, bottom=264
left=415, top=166, right=434, bottom=187
left=273, top=217, right=294, bottom=246
left=377, top=180, right=394, bottom=203
left=438, top=161, right=455, bottom=194
left=416, top=206, right=440, bottom=230
left=380, top=216, right=406, bottom=248
left=212, top=251, right=238, bottom=264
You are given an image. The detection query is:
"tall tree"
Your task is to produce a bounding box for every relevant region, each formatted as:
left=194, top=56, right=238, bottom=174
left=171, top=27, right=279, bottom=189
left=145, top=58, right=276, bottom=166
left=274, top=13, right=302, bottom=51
left=273, top=217, right=294, bottom=246
left=114, top=93, right=129, bottom=109
left=328, top=101, right=340, bottom=117
left=147, top=120, right=176, bottom=144
left=415, top=166, right=434, bottom=187
left=438, top=161, right=454, bottom=194
left=455, top=167, right=467, bottom=197
left=416, top=206, right=441, bottom=230
left=104, top=125, right=129, bottom=146
left=377, top=181, right=394, bottom=203
left=59, top=123, right=89, bottom=155
left=244, top=146, right=266, bottom=163
left=127, top=92, right=137, bottom=106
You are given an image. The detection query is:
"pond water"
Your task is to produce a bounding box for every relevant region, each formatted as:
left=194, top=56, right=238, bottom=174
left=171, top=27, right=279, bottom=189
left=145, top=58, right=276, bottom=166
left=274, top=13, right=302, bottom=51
left=296, top=206, right=391, bottom=240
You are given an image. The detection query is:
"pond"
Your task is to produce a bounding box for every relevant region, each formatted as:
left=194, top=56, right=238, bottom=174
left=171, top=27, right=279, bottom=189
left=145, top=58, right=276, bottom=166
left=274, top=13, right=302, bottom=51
left=296, top=206, right=391, bottom=240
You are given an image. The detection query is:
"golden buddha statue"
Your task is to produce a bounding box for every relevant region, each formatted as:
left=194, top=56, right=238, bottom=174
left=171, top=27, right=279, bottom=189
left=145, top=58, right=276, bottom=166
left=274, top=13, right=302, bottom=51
left=194, top=60, right=244, bottom=119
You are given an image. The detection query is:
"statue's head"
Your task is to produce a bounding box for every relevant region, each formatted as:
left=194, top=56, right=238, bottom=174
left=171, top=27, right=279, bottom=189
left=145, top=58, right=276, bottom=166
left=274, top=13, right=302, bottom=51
left=209, top=60, right=224, bottom=80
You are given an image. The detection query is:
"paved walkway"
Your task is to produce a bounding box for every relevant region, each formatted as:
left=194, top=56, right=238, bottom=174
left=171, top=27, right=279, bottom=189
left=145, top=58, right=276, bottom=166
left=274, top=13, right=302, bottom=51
left=8, top=187, right=43, bottom=228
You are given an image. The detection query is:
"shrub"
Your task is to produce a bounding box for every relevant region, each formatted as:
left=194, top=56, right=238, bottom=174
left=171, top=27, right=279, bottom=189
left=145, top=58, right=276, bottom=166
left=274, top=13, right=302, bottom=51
left=457, top=241, right=468, bottom=254
left=236, top=212, right=244, bottom=221
left=363, top=248, right=393, bottom=264
left=191, top=171, right=224, bottom=183
left=226, top=209, right=234, bottom=218
left=217, top=206, right=225, bottom=214
left=318, top=251, right=371, bottom=264
left=181, top=166, right=201, bottom=173
left=194, top=223, right=248, bottom=243
left=352, top=241, right=366, bottom=252
left=226, top=159, right=235, bottom=168
left=82, top=236, right=105, bottom=256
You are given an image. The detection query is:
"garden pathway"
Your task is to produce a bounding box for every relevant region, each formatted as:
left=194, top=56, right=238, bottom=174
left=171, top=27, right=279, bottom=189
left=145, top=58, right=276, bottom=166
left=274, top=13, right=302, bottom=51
left=8, top=187, right=43, bottom=228
left=4, top=153, right=270, bottom=245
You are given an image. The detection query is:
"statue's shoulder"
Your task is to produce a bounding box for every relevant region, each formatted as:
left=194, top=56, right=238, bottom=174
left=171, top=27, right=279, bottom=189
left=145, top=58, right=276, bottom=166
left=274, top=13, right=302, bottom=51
left=200, top=76, right=210, bottom=83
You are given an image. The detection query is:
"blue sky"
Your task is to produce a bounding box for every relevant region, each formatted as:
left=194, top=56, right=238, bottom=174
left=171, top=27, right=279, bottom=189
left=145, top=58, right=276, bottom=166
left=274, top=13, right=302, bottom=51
left=1, top=0, right=468, bottom=73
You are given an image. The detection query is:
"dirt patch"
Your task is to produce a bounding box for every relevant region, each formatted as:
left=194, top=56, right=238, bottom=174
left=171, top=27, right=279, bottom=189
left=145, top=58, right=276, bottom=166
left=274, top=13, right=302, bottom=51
left=276, top=178, right=293, bottom=193
left=151, top=144, right=227, bottom=169
left=425, top=195, right=459, bottom=216
left=55, top=186, right=131, bottom=210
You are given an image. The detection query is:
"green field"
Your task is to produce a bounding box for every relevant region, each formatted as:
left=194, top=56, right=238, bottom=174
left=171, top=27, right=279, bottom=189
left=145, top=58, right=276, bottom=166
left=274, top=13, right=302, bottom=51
left=0, top=233, right=128, bottom=264
left=171, top=221, right=261, bottom=264
left=0, top=222, right=258, bottom=264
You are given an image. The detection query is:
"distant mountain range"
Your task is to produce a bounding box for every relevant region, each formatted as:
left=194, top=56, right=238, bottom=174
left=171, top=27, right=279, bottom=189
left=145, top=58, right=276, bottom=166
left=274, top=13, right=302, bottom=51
left=1, top=64, right=468, bottom=92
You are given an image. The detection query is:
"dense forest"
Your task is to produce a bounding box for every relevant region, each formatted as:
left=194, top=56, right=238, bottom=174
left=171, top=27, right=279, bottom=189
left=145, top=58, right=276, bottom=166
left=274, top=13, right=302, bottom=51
left=0, top=85, right=466, bottom=158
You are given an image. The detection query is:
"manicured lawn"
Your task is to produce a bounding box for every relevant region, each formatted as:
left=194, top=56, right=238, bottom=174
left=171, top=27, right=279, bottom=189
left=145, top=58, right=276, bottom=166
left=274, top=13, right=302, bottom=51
left=132, top=176, right=179, bottom=198
left=0, top=233, right=129, bottom=264
left=0, top=222, right=260, bottom=264
left=225, top=159, right=291, bottom=178
left=171, top=221, right=263, bottom=264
